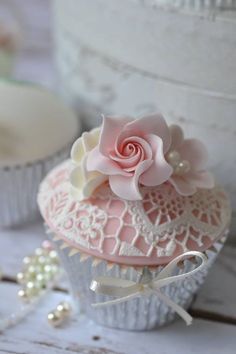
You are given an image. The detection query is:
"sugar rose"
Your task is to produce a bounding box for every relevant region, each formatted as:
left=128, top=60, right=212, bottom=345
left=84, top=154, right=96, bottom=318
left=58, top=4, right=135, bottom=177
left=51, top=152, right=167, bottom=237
left=87, top=114, right=172, bottom=200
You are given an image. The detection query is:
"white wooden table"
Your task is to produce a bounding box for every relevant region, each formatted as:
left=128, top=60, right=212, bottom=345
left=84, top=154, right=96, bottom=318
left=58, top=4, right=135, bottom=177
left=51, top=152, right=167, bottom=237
left=0, top=219, right=236, bottom=354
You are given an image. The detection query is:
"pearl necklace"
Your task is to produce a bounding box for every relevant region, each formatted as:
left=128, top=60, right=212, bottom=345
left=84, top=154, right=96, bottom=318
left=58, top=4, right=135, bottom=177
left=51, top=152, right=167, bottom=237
left=0, top=241, right=62, bottom=333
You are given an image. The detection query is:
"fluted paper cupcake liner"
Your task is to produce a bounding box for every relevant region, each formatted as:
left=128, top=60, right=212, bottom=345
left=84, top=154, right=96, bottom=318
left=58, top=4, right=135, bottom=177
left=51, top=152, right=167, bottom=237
left=0, top=146, right=71, bottom=228
left=49, top=231, right=228, bottom=331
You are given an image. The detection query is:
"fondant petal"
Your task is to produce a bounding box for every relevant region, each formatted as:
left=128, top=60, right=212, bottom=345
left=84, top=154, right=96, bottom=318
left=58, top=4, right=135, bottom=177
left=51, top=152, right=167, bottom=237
left=70, top=165, right=85, bottom=190
left=99, top=115, right=132, bottom=156
left=71, top=137, right=86, bottom=164
left=169, top=125, right=184, bottom=150
left=118, top=113, right=171, bottom=153
left=82, top=127, right=100, bottom=151
left=71, top=127, right=100, bottom=164
left=179, top=138, right=208, bottom=170
left=169, top=176, right=197, bottom=196
left=188, top=171, right=215, bottom=189
left=140, top=134, right=173, bottom=186
left=87, top=146, right=129, bottom=176
left=109, top=175, right=142, bottom=200
left=109, top=160, right=152, bottom=200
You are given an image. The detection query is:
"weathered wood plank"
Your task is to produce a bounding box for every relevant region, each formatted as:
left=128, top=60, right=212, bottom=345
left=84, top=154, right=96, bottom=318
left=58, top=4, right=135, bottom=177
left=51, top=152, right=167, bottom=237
left=0, top=282, right=236, bottom=354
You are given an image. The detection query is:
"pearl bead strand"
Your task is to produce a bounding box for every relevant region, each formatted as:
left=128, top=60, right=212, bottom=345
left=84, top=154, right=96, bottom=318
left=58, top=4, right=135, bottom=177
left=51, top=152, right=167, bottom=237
left=47, top=301, right=72, bottom=327
left=17, top=241, right=60, bottom=302
left=0, top=241, right=62, bottom=333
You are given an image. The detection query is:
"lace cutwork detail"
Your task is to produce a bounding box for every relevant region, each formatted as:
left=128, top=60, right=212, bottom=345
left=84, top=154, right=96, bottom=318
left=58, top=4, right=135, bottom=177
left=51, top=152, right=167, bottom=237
left=38, top=161, right=231, bottom=259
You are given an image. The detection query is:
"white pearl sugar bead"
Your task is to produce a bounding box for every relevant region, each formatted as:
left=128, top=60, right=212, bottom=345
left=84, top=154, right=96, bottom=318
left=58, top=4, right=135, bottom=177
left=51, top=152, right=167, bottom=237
left=18, top=289, right=28, bottom=302
left=16, top=272, right=25, bottom=284
left=167, top=150, right=181, bottom=167
left=167, top=150, right=191, bottom=176
left=35, top=248, right=44, bottom=256
left=22, top=256, right=32, bottom=266
left=48, top=301, right=72, bottom=327
left=174, top=160, right=191, bottom=175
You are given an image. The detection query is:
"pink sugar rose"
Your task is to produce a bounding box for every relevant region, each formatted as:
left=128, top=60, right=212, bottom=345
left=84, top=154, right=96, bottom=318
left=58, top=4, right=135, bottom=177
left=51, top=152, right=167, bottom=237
left=87, top=114, right=173, bottom=200
left=166, top=125, right=215, bottom=196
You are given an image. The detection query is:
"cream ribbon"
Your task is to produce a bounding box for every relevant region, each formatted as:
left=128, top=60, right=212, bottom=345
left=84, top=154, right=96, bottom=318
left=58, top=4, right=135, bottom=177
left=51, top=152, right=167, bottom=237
left=90, top=251, right=208, bottom=325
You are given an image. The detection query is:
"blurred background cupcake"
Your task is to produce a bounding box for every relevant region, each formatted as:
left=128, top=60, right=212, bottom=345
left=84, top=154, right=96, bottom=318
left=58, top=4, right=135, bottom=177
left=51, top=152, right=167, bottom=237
left=0, top=80, right=80, bottom=228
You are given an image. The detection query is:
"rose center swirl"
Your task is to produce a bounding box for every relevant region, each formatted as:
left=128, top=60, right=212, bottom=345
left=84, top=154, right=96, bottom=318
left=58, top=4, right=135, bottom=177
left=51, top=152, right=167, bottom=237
left=109, top=136, right=153, bottom=172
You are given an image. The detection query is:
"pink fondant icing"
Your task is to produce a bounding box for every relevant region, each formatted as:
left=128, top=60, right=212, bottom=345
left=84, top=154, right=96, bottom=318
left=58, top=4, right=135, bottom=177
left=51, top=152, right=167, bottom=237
left=38, top=161, right=231, bottom=266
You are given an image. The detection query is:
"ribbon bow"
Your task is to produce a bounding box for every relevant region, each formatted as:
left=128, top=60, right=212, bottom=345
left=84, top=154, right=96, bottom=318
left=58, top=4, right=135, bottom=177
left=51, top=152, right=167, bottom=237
left=90, top=251, right=208, bottom=325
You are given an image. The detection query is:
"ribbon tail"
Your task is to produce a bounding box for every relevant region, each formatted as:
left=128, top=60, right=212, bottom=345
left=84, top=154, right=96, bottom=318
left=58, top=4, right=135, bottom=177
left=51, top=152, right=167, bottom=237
left=155, top=290, right=193, bottom=326
left=91, top=292, right=141, bottom=308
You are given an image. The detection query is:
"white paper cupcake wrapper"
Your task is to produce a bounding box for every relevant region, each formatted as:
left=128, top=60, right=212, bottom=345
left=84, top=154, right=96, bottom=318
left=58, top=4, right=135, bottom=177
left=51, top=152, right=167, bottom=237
left=0, top=146, right=71, bottom=228
left=50, top=231, right=228, bottom=331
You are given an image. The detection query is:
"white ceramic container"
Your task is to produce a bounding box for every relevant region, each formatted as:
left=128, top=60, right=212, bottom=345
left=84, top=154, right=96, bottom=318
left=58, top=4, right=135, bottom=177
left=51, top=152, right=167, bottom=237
left=52, top=0, right=236, bottom=229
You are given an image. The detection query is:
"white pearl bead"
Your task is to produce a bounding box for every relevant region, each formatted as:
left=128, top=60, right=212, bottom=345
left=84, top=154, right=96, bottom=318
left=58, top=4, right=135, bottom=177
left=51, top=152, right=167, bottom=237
left=181, top=160, right=191, bottom=173
left=26, top=281, right=39, bottom=297
left=49, top=250, right=58, bottom=263
left=36, top=273, right=45, bottom=288
left=22, top=256, right=32, bottom=266
left=18, top=289, right=29, bottom=302
left=47, top=311, right=63, bottom=327
left=167, top=150, right=181, bottom=167
left=44, top=265, right=54, bottom=280
left=175, top=160, right=191, bottom=175
left=35, top=248, right=44, bottom=256
left=56, top=301, right=71, bottom=315
left=16, top=272, right=25, bottom=284
left=38, top=256, right=47, bottom=266
left=50, top=265, right=59, bottom=275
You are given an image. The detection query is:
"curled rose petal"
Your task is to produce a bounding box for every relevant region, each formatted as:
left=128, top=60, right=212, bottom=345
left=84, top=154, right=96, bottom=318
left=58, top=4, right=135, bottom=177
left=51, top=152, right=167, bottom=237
left=109, top=160, right=153, bottom=200
left=87, top=146, right=130, bottom=176
left=140, top=134, right=173, bottom=186
left=99, top=115, right=132, bottom=156
left=117, top=114, right=171, bottom=153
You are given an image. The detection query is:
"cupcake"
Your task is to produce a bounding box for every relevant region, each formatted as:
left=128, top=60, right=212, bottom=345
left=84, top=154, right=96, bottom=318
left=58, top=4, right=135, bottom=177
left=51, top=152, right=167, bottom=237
left=0, top=80, right=80, bottom=227
left=38, top=114, right=231, bottom=330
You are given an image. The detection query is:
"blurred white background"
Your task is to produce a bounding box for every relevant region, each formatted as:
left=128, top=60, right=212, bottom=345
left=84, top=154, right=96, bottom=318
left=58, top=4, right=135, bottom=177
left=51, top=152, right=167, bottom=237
left=0, top=0, right=53, bottom=86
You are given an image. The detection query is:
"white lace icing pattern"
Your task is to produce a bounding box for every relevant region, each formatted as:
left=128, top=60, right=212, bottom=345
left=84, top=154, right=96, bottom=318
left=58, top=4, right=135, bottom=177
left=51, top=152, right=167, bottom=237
left=38, top=162, right=231, bottom=259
